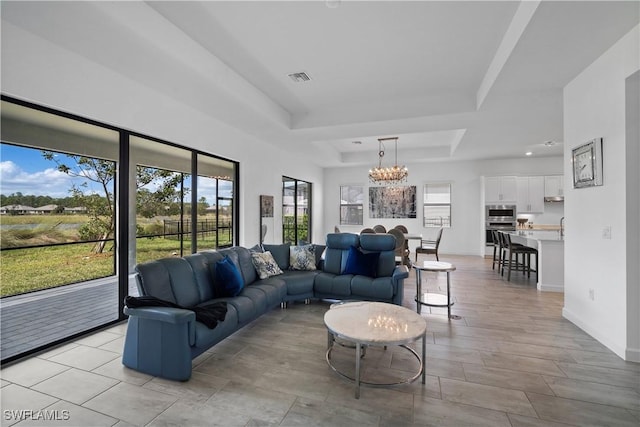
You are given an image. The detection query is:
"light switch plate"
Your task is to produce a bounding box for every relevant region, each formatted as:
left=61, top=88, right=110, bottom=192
left=602, top=226, right=612, bottom=239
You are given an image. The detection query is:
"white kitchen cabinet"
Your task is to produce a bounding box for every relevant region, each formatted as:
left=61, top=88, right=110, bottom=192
left=517, top=176, right=545, bottom=213
left=485, top=176, right=517, bottom=203
left=544, top=175, right=564, bottom=198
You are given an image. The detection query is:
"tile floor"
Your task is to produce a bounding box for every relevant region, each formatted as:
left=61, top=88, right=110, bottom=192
left=1, top=255, right=639, bottom=426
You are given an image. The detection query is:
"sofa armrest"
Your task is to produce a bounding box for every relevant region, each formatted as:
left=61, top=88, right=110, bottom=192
left=392, top=265, right=409, bottom=281
left=124, top=306, right=196, bottom=324
left=122, top=306, right=196, bottom=380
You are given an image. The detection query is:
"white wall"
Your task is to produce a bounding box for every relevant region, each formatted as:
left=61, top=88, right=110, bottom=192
left=626, top=70, right=640, bottom=361
left=323, top=156, right=562, bottom=257
left=1, top=22, right=324, bottom=251
left=563, top=25, right=639, bottom=361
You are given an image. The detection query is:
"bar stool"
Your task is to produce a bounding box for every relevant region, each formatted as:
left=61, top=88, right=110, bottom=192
left=501, top=232, right=538, bottom=281
left=490, top=229, right=502, bottom=270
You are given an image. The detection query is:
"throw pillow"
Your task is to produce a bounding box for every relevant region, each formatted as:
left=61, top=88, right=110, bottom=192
left=251, top=251, right=284, bottom=279
left=344, top=245, right=379, bottom=278
left=215, top=255, right=244, bottom=297
left=249, top=243, right=264, bottom=253
left=289, top=244, right=317, bottom=271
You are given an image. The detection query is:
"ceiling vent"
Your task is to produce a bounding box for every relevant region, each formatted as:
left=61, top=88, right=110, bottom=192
left=288, top=72, right=311, bottom=83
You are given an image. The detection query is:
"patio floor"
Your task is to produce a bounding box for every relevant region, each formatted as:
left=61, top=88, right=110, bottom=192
left=1, top=276, right=138, bottom=361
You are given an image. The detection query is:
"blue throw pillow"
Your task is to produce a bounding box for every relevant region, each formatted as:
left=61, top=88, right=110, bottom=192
left=344, top=246, right=379, bottom=277
left=215, top=256, right=244, bottom=297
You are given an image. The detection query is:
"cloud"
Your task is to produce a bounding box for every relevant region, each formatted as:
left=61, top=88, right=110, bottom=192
left=0, top=160, right=79, bottom=198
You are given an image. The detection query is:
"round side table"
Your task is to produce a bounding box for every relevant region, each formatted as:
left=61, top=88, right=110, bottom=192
left=413, top=261, right=460, bottom=320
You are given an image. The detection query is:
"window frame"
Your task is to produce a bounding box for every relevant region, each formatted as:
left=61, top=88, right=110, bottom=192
left=423, top=182, right=452, bottom=228
left=339, top=185, right=364, bottom=225
left=282, top=176, right=312, bottom=244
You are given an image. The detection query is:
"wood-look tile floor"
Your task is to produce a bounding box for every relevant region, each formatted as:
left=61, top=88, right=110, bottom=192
left=1, top=255, right=639, bottom=426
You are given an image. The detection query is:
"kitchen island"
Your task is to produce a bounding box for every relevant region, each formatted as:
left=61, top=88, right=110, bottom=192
left=508, top=230, right=564, bottom=292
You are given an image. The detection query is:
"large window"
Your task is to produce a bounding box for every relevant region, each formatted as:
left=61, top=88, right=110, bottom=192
left=423, top=183, right=451, bottom=228
left=196, top=153, right=235, bottom=251
left=0, top=96, right=238, bottom=363
left=282, top=177, right=311, bottom=244
left=131, top=137, right=238, bottom=263
left=339, top=185, right=363, bottom=225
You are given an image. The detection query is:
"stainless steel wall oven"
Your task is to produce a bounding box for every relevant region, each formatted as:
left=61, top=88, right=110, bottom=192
left=485, top=204, right=516, bottom=245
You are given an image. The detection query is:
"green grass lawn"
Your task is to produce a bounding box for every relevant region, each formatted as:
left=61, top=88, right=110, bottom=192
left=0, top=214, right=232, bottom=297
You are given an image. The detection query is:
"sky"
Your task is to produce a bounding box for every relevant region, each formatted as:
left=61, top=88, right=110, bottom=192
left=0, top=144, right=92, bottom=199
left=0, top=143, right=233, bottom=204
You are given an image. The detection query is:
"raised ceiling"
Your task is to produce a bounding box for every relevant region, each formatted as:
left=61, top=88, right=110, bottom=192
left=2, top=1, right=638, bottom=167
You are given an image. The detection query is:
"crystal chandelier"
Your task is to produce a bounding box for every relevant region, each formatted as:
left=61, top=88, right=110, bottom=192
left=368, top=137, right=408, bottom=184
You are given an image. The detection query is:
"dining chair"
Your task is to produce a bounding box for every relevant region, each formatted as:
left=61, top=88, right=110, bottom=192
left=415, top=227, right=443, bottom=262
left=394, top=225, right=408, bottom=233
left=373, top=224, right=387, bottom=233
left=360, top=228, right=376, bottom=234
left=387, top=228, right=410, bottom=266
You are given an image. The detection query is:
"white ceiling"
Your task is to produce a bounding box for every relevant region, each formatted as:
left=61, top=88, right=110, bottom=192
left=2, top=1, right=638, bottom=168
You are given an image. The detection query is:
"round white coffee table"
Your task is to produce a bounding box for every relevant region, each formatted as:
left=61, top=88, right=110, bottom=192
left=323, top=301, right=427, bottom=398
left=413, top=260, right=460, bottom=320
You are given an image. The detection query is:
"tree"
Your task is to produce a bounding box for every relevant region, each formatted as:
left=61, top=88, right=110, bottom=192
left=135, top=167, right=186, bottom=217
left=42, top=152, right=187, bottom=253
left=43, top=152, right=116, bottom=253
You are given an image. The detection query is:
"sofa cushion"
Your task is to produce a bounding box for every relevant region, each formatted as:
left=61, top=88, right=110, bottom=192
left=262, top=243, right=290, bottom=270
left=324, top=233, right=359, bottom=275
left=280, top=270, right=317, bottom=296
left=350, top=275, right=394, bottom=300
left=192, top=304, right=239, bottom=349
left=251, top=251, right=283, bottom=279
left=215, top=256, right=244, bottom=297
left=289, top=244, right=317, bottom=271
left=344, top=246, right=380, bottom=278
left=359, top=234, right=396, bottom=277
left=250, top=276, right=288, bottom=304
left=314, top=272, right=353, bottom=297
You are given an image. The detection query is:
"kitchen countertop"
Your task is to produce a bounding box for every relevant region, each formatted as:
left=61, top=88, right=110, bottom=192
left=509, top=230, right=564, bottom=242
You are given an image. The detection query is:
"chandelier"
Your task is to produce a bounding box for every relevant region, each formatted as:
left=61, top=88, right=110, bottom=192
left=368, top=137, right=408, bottom=184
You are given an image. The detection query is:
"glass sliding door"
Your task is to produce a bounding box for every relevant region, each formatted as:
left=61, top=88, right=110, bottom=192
left=0, top=98, right=121, bottom=362
left=130, top=136, right=192, bottom=263
left=282, top=177, right=311, bottom=244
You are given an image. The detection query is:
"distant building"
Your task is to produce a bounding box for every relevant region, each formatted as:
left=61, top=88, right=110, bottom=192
left=63, top=207, right=87, bottom=214
left=0, top=204, right=36, bottom=215
left=32, top=204, right=59, bottom=214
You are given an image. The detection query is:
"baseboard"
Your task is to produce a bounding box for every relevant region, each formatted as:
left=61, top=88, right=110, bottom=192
left=538, top=282, right=563, bottom=292
left=562, top=307, right=628, bottom=360
left=625, top=347, right=640, bottom=363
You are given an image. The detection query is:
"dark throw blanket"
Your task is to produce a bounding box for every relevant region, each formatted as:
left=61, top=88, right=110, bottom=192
left=125, top=296, right=227, bottom=329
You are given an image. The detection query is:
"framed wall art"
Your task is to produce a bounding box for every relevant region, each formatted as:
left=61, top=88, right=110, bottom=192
left=259, top=195, right=274, bottom=243
left=369, top=186, right=417, bottom=218
left=572, top=138, right=603, bottom=188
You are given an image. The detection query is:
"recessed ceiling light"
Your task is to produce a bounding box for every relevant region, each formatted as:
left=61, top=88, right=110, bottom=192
left=525, top=151, right=533, bottom=156
left=544, top=141, right=556, bottom=147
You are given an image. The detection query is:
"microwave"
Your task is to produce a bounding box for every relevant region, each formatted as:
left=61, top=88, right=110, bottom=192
left=485, top=204, right=516, bottom=221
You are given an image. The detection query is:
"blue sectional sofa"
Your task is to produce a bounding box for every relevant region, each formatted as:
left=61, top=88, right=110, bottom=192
left=122, top=233, right=408, bottom=380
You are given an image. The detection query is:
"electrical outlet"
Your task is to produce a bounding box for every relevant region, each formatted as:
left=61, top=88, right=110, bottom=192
left=602, top=226, right=612, bottom=239
left=589, top=288, right=595, bottom=301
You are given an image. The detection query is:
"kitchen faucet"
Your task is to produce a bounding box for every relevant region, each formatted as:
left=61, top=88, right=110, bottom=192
left=560, top=217, right=565, bottom=237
